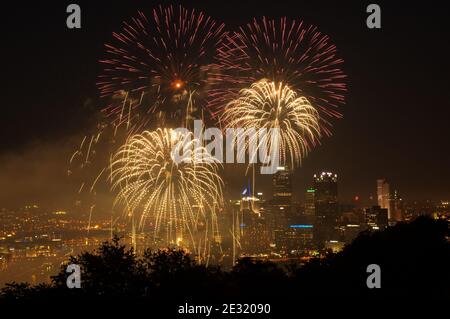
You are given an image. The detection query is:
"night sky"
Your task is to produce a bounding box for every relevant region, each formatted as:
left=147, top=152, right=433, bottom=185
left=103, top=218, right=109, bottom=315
left=1, top=0, right=449, bottom=210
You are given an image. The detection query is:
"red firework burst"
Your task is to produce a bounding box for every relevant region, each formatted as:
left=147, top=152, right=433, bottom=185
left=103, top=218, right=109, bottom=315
left=97, top=5, right=226, bottom=130
left=209, top=16, right=347, bottom=134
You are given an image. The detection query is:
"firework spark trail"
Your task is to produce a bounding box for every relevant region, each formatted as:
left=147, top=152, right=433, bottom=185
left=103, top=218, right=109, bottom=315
left=210, top=17, right=346, bottom=134
left=222, top=80, right=321, bottom=168
left=69, top=150, right=80, bottom=164
left=67, top=123, right=125, bottom=239
left=98, top=5, right=226, bottom=130
left=87, top=204, right=95, bottom=236
left=78, top=183, right=85, bottom=194
left=85, top=135, right=94, bottom=164
left=90, top=168, right=106, bottom=194
left=110, top=128, right=223, bottom=250
left=79, top=136, right=87, bottom=150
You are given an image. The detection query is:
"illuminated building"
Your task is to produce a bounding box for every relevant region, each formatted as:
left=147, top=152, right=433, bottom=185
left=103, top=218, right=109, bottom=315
left=304, top=188, right=315, bottom=225
left=272, top=166, right=293, bottom=213
left=436, top=200, right=450, bottom=220
left=377, top=179, right=391, bottom=219
left=437, top=200, right=449, bottom=210
left=324, top=240, right=344, bottom=253
left=313, top=171, right=339, bottom=248
left=390, top=189, right=403, bottom=223
left=365, top=205, right=388, bottom=230
left=283, top=224, right=314, bottom=255
left=255, top=192, right=268, bottom=221
left=235, top=184, right=270, bottom=255
left=267, top=166, right=293, bottom=249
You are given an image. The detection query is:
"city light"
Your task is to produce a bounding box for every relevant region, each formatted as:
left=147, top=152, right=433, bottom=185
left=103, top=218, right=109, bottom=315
left=289, top=225, right=314, bottom=229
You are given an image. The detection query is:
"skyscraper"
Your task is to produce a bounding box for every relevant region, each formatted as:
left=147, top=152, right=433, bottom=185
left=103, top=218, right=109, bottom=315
left=390, top=189, right=403, bottom=223
left=232, top=184, right=269, bottom=256
left=271, top=166, right=293, bottom=227
left=267, top=166, right=293, bottom=252
left=305, top=188, right=315, bottom=216
left=283, top=224, right=314, bottom=255
left=377, top=179, right=391, bottom=219
left=303, top=188, right=316, bottom=225
left=273, top=166, right=293, bottom=206
left=313, top=171, right=339, bottom=247
left=365, top=205, right=388, bottom=230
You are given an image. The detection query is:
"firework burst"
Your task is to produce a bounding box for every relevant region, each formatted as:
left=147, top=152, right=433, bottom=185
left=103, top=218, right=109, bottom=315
left=211, top=17, right=346, bottom=133
left=98, top=5, right=226, bottom=130
left=222, top=79, right=321, bottom=167
left=110, top=128, right=223, bottom=249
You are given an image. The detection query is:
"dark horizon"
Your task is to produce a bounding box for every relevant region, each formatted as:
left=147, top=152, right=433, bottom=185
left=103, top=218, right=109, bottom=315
left=1, top=0, right=450, bottom=210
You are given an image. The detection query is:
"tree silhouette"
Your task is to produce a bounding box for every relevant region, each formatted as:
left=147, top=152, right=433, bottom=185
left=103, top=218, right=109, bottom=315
left=291, top=216, right=450, bottom=298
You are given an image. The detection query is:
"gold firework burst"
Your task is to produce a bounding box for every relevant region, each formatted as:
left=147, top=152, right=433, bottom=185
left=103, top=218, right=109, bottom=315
left=222, top=79, right=321, bottom=168
left=110, top=128, right=223, bottom=247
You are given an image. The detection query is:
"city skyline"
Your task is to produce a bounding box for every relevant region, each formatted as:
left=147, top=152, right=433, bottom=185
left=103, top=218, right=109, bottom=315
left=2, top=167, right=447, bottom=286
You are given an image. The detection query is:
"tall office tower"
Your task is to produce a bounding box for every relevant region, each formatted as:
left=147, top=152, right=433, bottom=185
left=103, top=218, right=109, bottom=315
left=313, top=171, right=339, bottom=247
left=365, top=205, right=388, bottom=230
left=305, top=188, right=316, bottom=216
left=271, top=166, right=293, bottom=227
left=282, top=224, right=314, bottom=256
left=255, top=191, right=268, bottom=219
left=265, top=166, right=293, bottom=253
left=273, top=166, right=293, bottom=204
left=377, top=179, right=391, bottom=219
left=303, top=188, right=316, bottom=225
left=390, top=189, right=403, bottom=223
left=238, top=184, right=269, bottom=255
